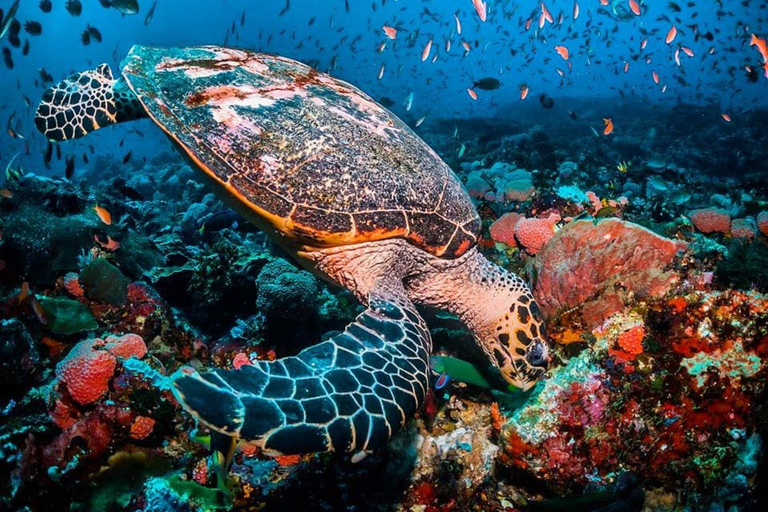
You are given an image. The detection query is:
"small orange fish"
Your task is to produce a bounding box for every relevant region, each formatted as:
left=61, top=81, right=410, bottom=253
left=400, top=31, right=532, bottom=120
left=640, top=38, right=648, bottom=50
left=541, top=2, right=554, bottom=24
left=600, top=0, right=608, bottom=5
left=0, top=188, right=12, bottom=198
left=462, top=40, right=471, bottom=53
left=573, top=1, right=580, bottom=20
left=629, top=0, right=640, bottom=16
left=624, top=61, right=630, bottom=73
left=666, top=25, right=677, bottom=44
left=382, top=25, right=397, bottom=39
left=603, top=118, right=614, bottom=135
left=376, top=41, right=387, bottom=53
left=751, top=34, right=768, bottom=61
left=652, top=70, right=660, bottom=84
left=445, top=39, right=451, bottom=52
left=520, top=84, right=530, bottom=100
left=554, top=45, right=569, bottom=60
left=750, top=34, right=768, bottom=75
left=525, top=17, right=533, bottom=31
left=721, top=113, right=731, bottom=122
left=472, top=0, right=488, bottom=22
left=472, top=0, right=487, bottom=22
left=467, top=88, right=478, bottom=100
left=19, top=281, right=29, bottom=303
left=94, top=205, right=112, bottom=225
left=681, top=46, right=694, bottom=57
left=661, top=84, right=668, bottom=93
left=421, top=38, right=432, bottom=62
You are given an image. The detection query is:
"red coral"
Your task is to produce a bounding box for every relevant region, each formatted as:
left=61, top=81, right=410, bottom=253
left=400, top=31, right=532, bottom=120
left=758, top=211, right=768, bottom=237
left=690, top=207, right=731, bottom=234
left=514, top=217, right=556, bottom=255
left=104, top=333, right=147, bottom=359
left=617, top=325, right=645, bottom=356
left=130, top=415, right=156, bottom=440
left=489, top=212, right=523, bottom=247
left=533, top=219, right=685, bottom=325
left=56, top=340, right=117, bottom=406
left=63, top=272, right=85, bottom=298
left=55, top=334, right=146, bottom=406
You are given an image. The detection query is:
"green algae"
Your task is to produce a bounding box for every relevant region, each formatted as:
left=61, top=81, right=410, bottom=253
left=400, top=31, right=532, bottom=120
left=37, top=295, right=98, bottom=335
left=165, top=475, right=233, bottom=511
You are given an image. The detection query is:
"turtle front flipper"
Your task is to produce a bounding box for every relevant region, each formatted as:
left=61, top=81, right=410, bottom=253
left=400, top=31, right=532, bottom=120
left=172, top=296, right=431, bottom=458
left=34, top=63, right=146, bottom=141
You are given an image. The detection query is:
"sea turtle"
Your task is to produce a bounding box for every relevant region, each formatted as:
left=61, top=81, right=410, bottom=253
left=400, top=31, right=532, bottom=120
left=35, top=45, right=549, bottom=462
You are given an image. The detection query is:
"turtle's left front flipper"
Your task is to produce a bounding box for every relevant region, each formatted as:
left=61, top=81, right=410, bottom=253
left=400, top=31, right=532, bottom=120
left=172, top=296, right=431, bottom=457
left=35, top=63, right=146, bottom=141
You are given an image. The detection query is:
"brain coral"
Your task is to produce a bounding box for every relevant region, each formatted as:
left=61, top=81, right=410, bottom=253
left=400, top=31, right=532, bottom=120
left=690, top=207, right=731, bottom=234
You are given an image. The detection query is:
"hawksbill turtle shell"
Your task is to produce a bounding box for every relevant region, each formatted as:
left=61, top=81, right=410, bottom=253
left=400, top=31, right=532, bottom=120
left=121, top=45, right=480, bottom=258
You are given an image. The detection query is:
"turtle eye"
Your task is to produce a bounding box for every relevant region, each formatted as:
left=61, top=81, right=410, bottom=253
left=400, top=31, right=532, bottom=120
left=525, top=338, right=549, bottom=369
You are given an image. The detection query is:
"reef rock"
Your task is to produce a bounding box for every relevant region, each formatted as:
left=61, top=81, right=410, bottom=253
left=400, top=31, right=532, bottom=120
left=501, top=292, right=768, bottom=502
left=533, top=219, right=686, bottom=326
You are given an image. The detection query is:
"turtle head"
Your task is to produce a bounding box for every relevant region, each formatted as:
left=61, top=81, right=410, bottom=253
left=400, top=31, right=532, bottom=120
left=483, top=292, right=549, bottom=392
left=475, top=282, right=549, bottom=391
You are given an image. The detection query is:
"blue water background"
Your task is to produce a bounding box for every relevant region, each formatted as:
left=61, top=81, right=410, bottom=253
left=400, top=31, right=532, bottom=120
left=1, top=0, right=766, bottom=173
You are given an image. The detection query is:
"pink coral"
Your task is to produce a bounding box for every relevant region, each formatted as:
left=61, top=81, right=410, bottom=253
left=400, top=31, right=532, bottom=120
left=730, top=218, right=756, bottom=240
left=232, top=352, right=252, bottom=369
left=758, top=212, right=768, bottom=237
left=104, top=333, right=147, bottom=359
left=514, top=217, right=556, bottom=255
left=586, top=191, right=602, bottom=213
left=489, top=212, right=523, bottom=247
left=533, top=219, right=686, bottom=326
left=690, top=207, right=731, bottom=234
left=56, top=340, right=117, bottom=405
left=55, top=334, right=147, bottom=406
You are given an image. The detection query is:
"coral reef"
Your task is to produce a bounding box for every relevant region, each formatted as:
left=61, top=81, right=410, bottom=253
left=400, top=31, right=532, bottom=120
left=533, top=219, right=686, bottom=326
left=1, top=105, right=767, bottom=512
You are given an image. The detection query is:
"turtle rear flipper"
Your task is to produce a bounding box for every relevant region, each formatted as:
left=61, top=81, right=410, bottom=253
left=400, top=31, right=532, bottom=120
left=172, top=295, right=431, bottom=457
left=34, top=63, right=146, bottom=141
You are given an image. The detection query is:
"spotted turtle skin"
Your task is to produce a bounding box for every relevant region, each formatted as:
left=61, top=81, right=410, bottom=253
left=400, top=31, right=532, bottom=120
left=121, top=45, right=480, bottom=257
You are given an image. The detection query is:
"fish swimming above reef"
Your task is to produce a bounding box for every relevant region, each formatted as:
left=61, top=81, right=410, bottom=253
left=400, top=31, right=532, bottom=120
left=472, top=77, right=501, bottom=90
left=106, top=0, right=139, bottom=15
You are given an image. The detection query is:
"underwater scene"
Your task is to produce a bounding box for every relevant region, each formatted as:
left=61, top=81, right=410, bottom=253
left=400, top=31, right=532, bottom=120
left=1, top=0, right=768, bottom=510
